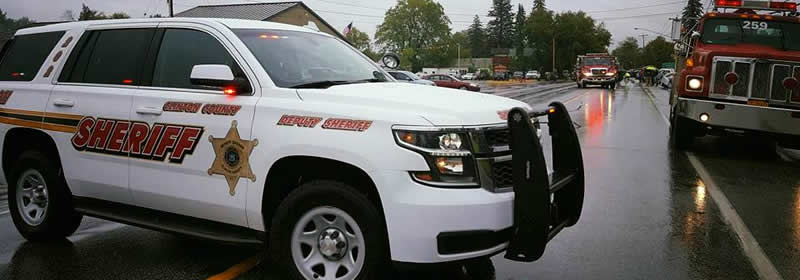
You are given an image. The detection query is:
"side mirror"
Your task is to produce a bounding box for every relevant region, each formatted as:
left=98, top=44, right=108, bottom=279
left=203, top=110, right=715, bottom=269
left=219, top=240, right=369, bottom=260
left=380, top=53, right=400, bottom=69
left=190, top=64, right=248, bottom=93
left=690, top=31, right=701, bottom=39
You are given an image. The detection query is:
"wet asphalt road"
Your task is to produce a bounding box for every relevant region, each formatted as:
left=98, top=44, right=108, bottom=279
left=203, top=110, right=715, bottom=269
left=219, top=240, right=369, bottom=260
left=0, top=82, right=797, bottom=279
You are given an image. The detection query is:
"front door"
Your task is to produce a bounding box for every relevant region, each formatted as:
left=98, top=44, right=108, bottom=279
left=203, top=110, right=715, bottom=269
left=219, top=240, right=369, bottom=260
left=128, top=25, right=258, bottom=226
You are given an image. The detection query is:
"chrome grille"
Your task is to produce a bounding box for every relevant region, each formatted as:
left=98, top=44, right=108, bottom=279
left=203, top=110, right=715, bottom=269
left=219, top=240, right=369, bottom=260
left=710, top=56, right=800, bottom=105
left=591, top=68, right=607, bottom=75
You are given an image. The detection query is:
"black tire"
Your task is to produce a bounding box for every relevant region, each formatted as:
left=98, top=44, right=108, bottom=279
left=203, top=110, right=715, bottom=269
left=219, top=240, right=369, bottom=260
left=8, top=150, right=82, bottom=241
left=269, top=180, right=388, bottom=280
left=610, top=83, right=616, bottom=90
left=670, top=111, right=694, bottom=150
left=459, top=86, right=468, bottom=90
left=462, top=257, right=496, bottom=280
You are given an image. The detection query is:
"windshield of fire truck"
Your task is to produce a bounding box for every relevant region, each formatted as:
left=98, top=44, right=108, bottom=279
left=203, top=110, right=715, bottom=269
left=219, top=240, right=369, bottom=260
left=583, top=57, right=613, bottom=66
left=701, top=18, right=800, bottom=51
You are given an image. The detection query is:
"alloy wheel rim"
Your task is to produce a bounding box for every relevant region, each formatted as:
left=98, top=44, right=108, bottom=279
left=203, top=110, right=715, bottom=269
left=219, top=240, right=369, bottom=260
left=291, top=206, right=365, bottom=280
left=15, top=169, right=49, bottom=226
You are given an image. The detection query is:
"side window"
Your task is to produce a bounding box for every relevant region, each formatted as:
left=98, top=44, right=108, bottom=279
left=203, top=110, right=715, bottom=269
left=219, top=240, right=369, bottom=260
left=0, top=31, right=65, bottom=81
left=63, top=29, right=155, bottom=85
left=152, top=29, right=248, bottom=92
left=390, top=72, right=408, bottom=80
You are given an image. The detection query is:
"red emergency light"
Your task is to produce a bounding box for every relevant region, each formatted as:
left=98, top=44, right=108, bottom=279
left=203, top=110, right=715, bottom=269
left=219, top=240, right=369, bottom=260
left=716, top=0, right=797, bottom=11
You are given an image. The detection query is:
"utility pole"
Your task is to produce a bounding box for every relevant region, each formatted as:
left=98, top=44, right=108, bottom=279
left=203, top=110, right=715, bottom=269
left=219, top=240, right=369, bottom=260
left=457, top=44, right=461, bottom=75
left=167, top=0, right=174, bottom=17
left=639, top=34, right=648, bottom=48
left=552, top=36, right=556, bottom=75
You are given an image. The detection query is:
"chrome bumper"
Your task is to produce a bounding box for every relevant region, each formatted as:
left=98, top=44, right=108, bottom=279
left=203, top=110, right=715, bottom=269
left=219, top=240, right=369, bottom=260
left=580, top=77, right=615, bottom=83
left=676, top=97, right=800, bottom=136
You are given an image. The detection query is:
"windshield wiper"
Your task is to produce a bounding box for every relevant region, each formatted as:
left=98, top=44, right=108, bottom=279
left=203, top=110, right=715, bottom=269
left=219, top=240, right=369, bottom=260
left=289, top=78, right=386, bottom=89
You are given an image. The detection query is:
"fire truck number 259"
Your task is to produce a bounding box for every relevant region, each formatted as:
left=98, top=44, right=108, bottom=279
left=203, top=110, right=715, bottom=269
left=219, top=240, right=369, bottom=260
left=742, top=21, right=769, bottom=30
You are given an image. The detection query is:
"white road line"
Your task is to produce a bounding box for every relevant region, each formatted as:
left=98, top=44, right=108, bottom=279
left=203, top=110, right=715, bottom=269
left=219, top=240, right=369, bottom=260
left=643, top=86, right=784, bottom=280
left=0, top=210, right=8, bottom=216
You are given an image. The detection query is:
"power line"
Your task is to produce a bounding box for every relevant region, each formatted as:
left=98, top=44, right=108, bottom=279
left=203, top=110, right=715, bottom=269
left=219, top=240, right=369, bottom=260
left=583, top=0, right=685, bottom=14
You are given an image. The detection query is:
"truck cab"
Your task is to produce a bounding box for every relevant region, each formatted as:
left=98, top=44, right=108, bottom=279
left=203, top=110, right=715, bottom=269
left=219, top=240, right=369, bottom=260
left=576, top=53, right=619, bottom=89
left=671, top=0, right=800, bottom=149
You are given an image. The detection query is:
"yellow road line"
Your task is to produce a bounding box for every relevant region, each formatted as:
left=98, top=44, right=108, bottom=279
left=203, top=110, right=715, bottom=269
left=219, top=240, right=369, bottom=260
left=207, top=254, right=262, bottom=280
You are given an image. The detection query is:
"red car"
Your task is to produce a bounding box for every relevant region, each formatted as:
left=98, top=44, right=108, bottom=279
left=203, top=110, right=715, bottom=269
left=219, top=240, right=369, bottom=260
left=423, top=74, right=480, bottom=91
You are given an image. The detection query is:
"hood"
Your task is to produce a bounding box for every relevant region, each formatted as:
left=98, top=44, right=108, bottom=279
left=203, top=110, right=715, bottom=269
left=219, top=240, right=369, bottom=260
left=696, top=43, right=800, bottom=62
left=297, top=83, right=529, bottom=126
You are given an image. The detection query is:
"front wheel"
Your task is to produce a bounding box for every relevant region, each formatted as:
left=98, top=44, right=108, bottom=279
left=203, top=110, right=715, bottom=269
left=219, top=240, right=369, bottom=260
left=270, top=181, right=388, bottom=280
left=670, top=111, right=695, bottom=150
left=459, top=86, right=468, bottom=90
left=8, top=150, right=82, bottom=241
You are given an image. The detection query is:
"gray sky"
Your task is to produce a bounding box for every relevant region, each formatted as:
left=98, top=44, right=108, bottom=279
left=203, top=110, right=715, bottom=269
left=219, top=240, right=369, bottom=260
left=1, top=0, right=692, bottom=48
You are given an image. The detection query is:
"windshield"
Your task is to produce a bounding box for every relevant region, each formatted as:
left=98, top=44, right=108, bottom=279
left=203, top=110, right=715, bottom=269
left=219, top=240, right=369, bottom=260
left=583, top=57, right=612, bottom=66
left=701, top=18, right=800, bottom=51
left=404, top=72, right=421, bottom=80
left=234, top=29, right=389, bottom=88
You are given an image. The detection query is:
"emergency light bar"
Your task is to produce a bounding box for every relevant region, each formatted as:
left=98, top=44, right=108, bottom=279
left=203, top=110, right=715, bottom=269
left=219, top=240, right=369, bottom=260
left=715, top=0, right=798, bottom=11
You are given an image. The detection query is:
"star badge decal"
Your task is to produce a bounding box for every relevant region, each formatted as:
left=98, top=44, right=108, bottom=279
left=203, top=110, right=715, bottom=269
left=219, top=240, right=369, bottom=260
left=208, top=120, right=258, bottom=196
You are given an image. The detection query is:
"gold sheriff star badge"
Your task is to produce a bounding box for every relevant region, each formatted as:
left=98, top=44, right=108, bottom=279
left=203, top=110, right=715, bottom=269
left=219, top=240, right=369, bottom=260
left=208, top=120, right=258, bottom=196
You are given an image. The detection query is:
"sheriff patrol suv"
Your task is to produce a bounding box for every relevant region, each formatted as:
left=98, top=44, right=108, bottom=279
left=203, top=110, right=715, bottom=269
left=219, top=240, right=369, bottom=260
left=0, top=18, right=584, bottom=279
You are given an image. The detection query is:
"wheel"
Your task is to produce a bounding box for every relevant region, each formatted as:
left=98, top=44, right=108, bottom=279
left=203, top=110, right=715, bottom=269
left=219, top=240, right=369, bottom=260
left=8, top=150, right=82, bottom=241
left=459, top=86, right=467, bottom=90
left=610, top=83, right=616, bottom=90
left=670, top=110, right=695, bottom=150
left=462, top=257, right=496, bottom=280
left=269, top=181, right=387, bottom=280
left=581, top=81, right=586, bottom=88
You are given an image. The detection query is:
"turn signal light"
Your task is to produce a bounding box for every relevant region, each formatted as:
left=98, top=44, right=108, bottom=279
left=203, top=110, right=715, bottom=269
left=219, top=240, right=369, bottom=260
left=770, top=2, right=797, bottom=11
left=223, top=88, right=236, bottom=95
left=686, top=58, right=695, bottom=68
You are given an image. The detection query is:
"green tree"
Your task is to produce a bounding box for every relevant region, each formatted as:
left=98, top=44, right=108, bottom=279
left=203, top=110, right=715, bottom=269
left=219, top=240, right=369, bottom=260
left=347, top=27, right=380, bottom=61
left=467, top=15, right=487, bottom=58
left=451, top=30, right=472, bottom=60
left=641, top=36, right=674, bottom=67
left=109, top=12, right=130, bottom=19
left=612, top=37, right=641, bottom=69
left=487, top=0, right=515, bottom=49
left=376, top=0, right=451, bottom=72
left=681, top=0, right=704, bottom=33
left=513, top=4, right=527, bottom=51
left=0, top=9, right=35, bottom=45
left=79, top=4, right=106, bottom=20
left=532, top=0, right=546, bottom=11
left=526, top=5, right=554, bottom=71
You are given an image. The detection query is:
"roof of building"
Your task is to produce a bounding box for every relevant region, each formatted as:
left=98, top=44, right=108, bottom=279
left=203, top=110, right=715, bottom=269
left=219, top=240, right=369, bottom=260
left=175, top=2, right=300, bottom=21
left=175, top=1, right=345, bottom=40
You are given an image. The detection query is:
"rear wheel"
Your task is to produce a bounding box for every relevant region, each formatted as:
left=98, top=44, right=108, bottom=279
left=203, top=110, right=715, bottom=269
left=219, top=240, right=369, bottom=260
left=8, top=150, right=82, bottom=241
left=269, top=181, right=387, bottom=280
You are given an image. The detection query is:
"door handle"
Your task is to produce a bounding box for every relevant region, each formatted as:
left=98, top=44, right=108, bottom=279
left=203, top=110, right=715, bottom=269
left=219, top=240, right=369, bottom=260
left=136, top=107, right=163, bottom=116
left=52, top=98, right=74, bottom=107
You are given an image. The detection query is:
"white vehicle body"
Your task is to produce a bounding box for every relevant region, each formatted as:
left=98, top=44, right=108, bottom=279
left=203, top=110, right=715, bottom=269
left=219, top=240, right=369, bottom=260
left=0, top=18, right=584, bottom=277
left=387, top=70, right=436, bottom=86
left=525, top=71, right=541, bottom=79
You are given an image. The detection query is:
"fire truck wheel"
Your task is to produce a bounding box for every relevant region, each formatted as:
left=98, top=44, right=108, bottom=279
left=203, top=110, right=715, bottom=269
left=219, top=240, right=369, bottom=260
left=269, top=180, right=388, bottom=280
left=462, top=257, right=496, bottom=280
left=670, top=113, right=694, bottom=150
left=8, top=150, right=82, bottom=241
left=610, top=83, right=616, bottom=90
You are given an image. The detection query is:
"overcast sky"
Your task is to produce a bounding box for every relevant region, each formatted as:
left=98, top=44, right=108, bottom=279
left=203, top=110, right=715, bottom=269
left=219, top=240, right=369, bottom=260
left=1, top=0, right=694, bottom=48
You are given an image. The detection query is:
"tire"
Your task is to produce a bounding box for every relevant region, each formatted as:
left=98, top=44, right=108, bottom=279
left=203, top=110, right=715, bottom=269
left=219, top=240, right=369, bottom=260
left=8, top=150, right=82, bottom=241
left=462, top=257, right=496, bottom=280
left=610, top=83, right=616, bottom=90
left=459, top=86, right=468, bottom=90
left=269, top=181, right=388, bottom=280
left=670, top=111, right=694, bottom=150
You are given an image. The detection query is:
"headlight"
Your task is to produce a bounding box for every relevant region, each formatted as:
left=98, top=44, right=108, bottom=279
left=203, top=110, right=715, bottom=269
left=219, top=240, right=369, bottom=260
left=583, top=72, right=592, bottom=76
left=469, top=83, right=478, bottom=87
left=606, top=72, right=616, bottom=76
left=394, top=129, right=476, bottom=186
left=687, top=77, right=703, bottom=90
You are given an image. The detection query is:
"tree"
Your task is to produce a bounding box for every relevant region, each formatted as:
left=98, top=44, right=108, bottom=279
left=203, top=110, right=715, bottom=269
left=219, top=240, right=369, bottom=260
left=513, top=4, right=527, bottom=51
left=612, top=37, right=641, bottom=69
left=526, top=5, right=554, bottom=71
left=376, top=0, right=451, bottom=72
left=681, top=0, right=703, bottom=34
left=533, top=0, right=546, bottom=11
left=467, top=15, right=487, bottom=58
left=0, top=9, right=35, bottom=45
left=79, top=4, right=106, bottom=20
left=487, top=0, right=515, bottom=49
left=346, top=27, right=380, bottom=60
left=109, top=13, right=130, bottom=19
left=641, top=36, right=674, bottom=67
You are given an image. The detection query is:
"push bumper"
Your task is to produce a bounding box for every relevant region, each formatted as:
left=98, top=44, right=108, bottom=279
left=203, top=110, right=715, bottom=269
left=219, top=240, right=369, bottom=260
left=581, top=76, right=615, bottom=84
left=676, top=97, right=800, bottom=136
left=503, top=102, right=585, bottom=262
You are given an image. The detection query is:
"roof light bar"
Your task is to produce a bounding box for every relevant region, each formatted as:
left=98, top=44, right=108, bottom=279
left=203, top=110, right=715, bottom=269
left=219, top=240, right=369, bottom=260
left=715, top=0, right=797, bottom=11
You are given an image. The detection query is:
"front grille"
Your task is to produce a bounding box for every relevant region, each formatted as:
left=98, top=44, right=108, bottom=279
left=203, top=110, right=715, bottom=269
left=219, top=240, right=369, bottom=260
left=491, top=160, right=513, bottom=189
left=485, top=128, right=510, bottom=147
left=591, top=68, right=607, bottom=76
left=710, top=56, right=800, bottom=105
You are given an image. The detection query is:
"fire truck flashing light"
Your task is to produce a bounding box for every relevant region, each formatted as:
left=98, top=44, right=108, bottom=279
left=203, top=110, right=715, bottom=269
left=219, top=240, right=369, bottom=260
left=715, top=0, right=798, bottom=11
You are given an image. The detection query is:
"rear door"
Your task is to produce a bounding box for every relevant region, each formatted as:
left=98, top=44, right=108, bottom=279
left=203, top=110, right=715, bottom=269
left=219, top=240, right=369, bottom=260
left=0, top=31, right=66, bottom=185
left=127, top=24, right=259, bottom=226
left=50, top=24, right=158, bottom=204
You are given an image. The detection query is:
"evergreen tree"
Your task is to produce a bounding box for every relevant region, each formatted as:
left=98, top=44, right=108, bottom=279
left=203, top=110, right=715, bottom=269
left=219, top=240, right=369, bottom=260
left=467, top=15, right=487, bottom=58
left=533, top=0, right=546, bottom=11
left=681, top=0, right=703, bottom=33
left=514, top=4, right=527, bottom=50
left=487, top=0, right=515, bottom=49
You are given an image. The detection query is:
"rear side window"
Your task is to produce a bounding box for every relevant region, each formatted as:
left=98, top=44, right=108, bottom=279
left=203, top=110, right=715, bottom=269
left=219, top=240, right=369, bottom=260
left=151, top=29, right=248, bottom=92
left=0, top=31, right=65, bottom=81
left=62, top=29, right=155, bottom=85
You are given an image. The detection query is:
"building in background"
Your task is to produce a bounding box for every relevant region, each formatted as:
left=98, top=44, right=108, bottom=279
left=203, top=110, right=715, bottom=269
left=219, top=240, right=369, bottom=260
left=176, top=1, right=346, bottom=40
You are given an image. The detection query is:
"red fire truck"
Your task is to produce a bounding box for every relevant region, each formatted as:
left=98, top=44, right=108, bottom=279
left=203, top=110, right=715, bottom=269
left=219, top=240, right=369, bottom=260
left=576, top=53, right=619, bottom=89
left=671, top=0, right=800, bottom=149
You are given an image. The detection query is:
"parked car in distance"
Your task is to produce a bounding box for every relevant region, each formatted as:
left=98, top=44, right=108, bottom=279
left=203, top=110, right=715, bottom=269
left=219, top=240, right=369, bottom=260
left=660, top=72, right=674, bottom=89
left=423, top=74, right=481, bottom=91
left=462, top=72, right=476, bottom=80
left=493, top=71, right=508, bottom=80
left=388, top=70, right=436, bottom=86
left=513, top=71, right=524, bottom=79
left=526, top=70, right=541, bottom=80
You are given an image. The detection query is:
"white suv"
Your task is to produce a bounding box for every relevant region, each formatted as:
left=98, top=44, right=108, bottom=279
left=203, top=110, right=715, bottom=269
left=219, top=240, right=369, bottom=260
left=0, top=18, right=584, bottom=279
